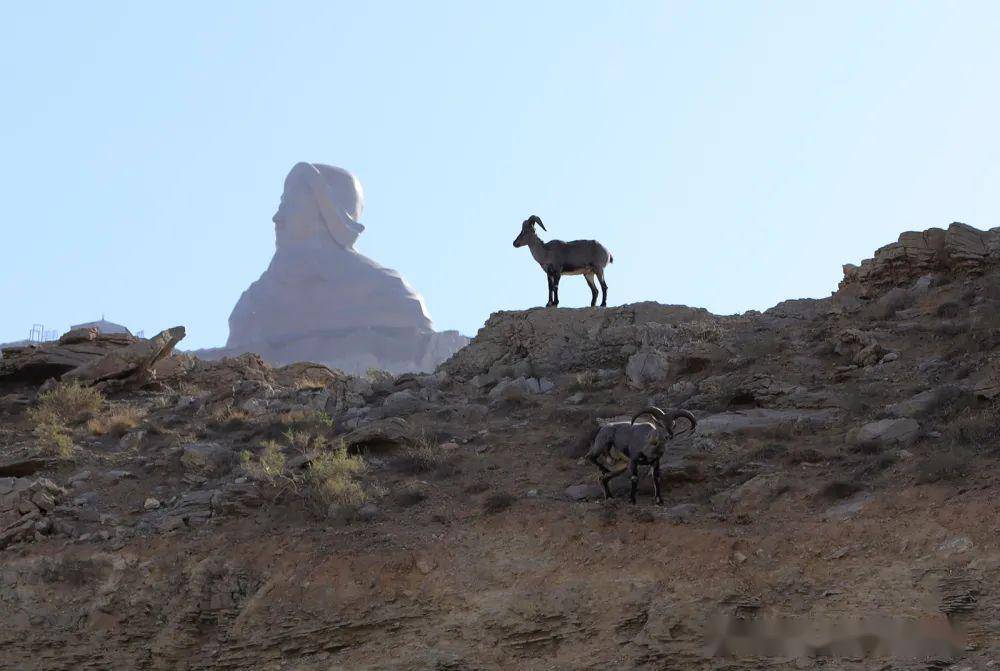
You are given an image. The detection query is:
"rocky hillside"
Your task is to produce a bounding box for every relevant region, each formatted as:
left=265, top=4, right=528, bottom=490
left=1, top=222, right=1000, bottom=669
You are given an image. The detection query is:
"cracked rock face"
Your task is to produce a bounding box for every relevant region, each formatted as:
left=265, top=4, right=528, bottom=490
left=199, top=162, right=467, bottom=374
left=839, top=222, right=1000, bottom=296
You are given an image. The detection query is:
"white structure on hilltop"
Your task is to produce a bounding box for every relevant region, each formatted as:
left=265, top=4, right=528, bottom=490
left=70, top=318, right=132, bottom=336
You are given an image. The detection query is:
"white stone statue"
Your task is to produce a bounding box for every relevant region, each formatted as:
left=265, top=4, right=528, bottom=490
left=210, top=162, right=465, bottom=373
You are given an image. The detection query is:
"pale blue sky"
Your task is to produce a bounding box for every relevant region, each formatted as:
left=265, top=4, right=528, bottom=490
left=3, top=2, right=1000, bottom=348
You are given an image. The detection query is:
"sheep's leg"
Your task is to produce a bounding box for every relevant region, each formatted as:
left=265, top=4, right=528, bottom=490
left=588, top=452, right=610, bottom=474
left=551, top=271, right=561, bottom=307
left=628, top=459, right=640, bottom=504
left=600, top=463, right=628, bottom=499
left=545, top=271, right=555, bottom=307
left=596, top=267, right=608, bottom=307
left=652, top=460, right=663, bottom=505
left=585, top=273, right=599, bottom=307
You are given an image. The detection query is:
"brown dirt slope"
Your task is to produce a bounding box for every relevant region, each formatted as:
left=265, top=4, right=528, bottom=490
left=2, top=222, right=1000, bottom=670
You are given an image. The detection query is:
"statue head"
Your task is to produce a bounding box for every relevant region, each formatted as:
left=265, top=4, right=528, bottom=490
left=272, top=162, right=365, bottom=249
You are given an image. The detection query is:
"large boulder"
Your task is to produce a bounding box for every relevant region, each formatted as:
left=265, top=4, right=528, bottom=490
left=886, top=386, right=960, bottom=418
left=697, top=409, right=839, bottom=436
left=180, top=443, right=233, bottom=477
left=853, top=418, right=920, bottom=447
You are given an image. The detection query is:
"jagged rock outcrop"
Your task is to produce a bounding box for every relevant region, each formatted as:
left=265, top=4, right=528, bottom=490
left=839, top=222, right=1000, bottom=296
left=0, top=477, right=65, bottom=549
left=442, top=302, right=718, bottom=382
left=0, top=327, right=186, bottom=387
left=194, top=162, right=467, bottom=374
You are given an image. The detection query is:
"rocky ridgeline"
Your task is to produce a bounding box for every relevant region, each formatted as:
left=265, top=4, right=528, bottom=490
left=1, top=223, right=1000, bottom=668
left=840, top=221, right=1000, bottom=296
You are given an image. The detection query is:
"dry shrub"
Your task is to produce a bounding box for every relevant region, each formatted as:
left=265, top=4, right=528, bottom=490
left=175, top=380, right=206, bottom=397
left=262, top=409, right=335, bottom=452
left=240, top=440, right=287, bottom=485
left=394, top=441, right=459, bottom=478
left=242, top=438, right=369, bottom=508
left=365, top=368, right=394, bottom=386
left=949, top=409, right=1000, bottom=448
left=282, top=429, right=317, bottom=452
left=305, top=446, right=368, bottom=507
left=276, top=409, right=333, bottom=432
left=28, top=380, right=103, bottom=427
left=33, top=423, right=75, bottom=459
left=87, top=405, right=145, bottom=437
left=915, top=449, right=970, bottom=484
left=568, top=370, right=600, bottom=392
left=482, top=492, right=516, bottom=515
left=27, top=381, right=104, bottom=459
left=394, top=443, right=442, bottom=475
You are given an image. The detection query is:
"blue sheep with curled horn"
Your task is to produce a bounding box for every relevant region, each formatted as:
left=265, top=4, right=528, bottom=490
left=513, top=214, right=613, bottom=308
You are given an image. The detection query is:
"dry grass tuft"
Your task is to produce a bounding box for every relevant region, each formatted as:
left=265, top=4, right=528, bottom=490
left=394, top=440, right=460, bottom=478
left=206, top=404, right=253, bottom=431
left=292, top=378, right=328, bottom=391
left=394, top=443, right=442, bottom=474
left=87, top=405, right=145, bottom=437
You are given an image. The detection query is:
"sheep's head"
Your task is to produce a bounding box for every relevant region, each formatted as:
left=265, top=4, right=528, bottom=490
left=513, top=215, right=545, bottom=247
left=631, top=406, right=674, bottom=440
left=631, top=407, right=697, bottom=441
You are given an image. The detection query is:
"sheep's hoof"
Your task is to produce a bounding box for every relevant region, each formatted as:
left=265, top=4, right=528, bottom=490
left=655, top=498, right=664, bottom=506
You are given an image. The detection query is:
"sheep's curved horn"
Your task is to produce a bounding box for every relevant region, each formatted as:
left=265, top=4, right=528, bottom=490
left=666, top=409, right=697, bottom=436
left=528, top=215, right=546, bottom=231
left=631, top=406, right=667, bottom=427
